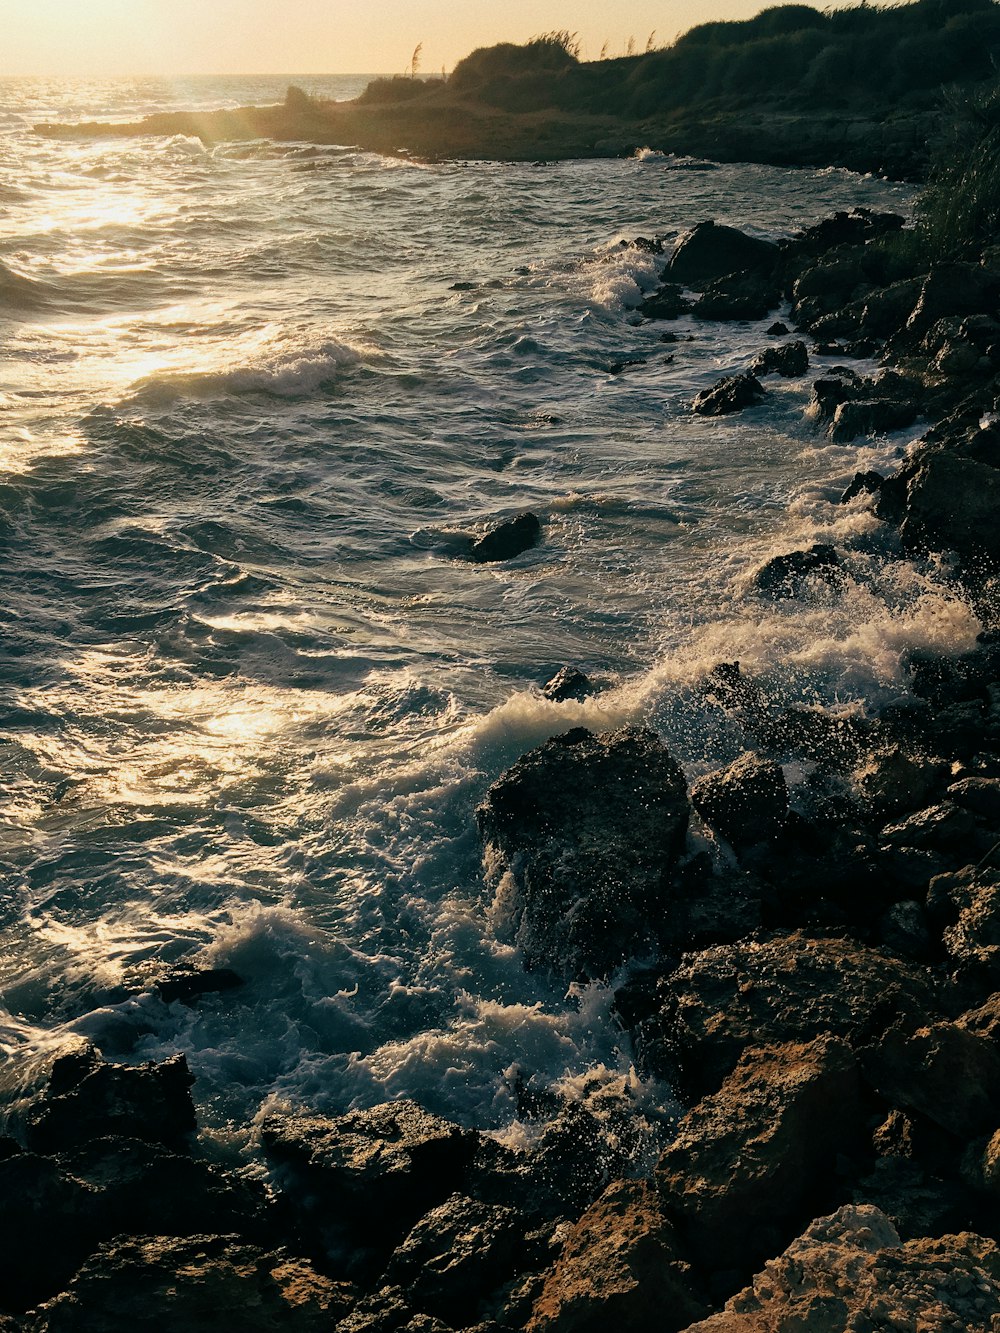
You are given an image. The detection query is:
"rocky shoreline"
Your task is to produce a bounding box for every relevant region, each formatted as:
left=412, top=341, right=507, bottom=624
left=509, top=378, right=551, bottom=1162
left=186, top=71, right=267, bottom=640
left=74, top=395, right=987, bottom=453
left=8, top=207, right=1000, bottom=1329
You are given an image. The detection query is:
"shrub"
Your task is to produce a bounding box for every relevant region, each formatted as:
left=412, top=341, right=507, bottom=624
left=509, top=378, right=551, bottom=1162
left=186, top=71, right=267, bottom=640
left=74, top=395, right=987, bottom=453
left=917, top=84, right=1000, bottom=259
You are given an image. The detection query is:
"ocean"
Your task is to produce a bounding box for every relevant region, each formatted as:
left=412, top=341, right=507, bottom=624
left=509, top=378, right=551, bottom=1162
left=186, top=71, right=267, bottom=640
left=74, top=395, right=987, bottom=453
left=0, top=74, right=973, bottom=1155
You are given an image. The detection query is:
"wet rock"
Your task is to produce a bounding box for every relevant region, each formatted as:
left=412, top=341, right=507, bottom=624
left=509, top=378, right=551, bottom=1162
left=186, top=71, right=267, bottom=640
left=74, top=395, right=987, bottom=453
left=829, top=397, right=917, bottom=442
left=692, top=372, right=763, bottom=417
left=877, top=900, right=932, bottom=961
left=476, top=727, right=689, bottom=980
left=856, top=275, right=923, bottom=339
left=666, top=221, right=779, bottom=287
left=648, top=931, right=941, bottom=1095
left=692, top=273, right=780, bottom=321
left=383, top=1195, right=527, bottom=1325
left=748, top=544, right=840, bottom=599
left=862, top=1021, right=1000, bottom=1138
left=949, top=776, right=1000, bottom=821
left=24, top=1045, right=196, bottom=1154
left=809, top=369, right=859, bottom=420
left=657, top=1037, right=865, bottom=1276
left=467, top=513, right=542, bottom=564
left=260, top=1101, right=477, bottom=1243
left=30, top=1234, right=353, bottom=1332
left=677, top=1205, right=1000, bottom=1333
left=637, top=283, right=690, bottom=320
left=0, top=1150, right=95, bottom=1309
left=839, top=469, right=885, bottom=504
left=853, top=747, right=944, bottom=820
left=765, top=321, right=789, bottom=336
left=880, top=800, right=977, bottom=854
left=748, top=341, right=808, bottom=377
left=541, top=667, right=595, bottom=703
left=690, top=753, right=787, bottom=852
left=155, top=965, right=243, bottom=1006
left=527, top=1180, right=707, bottom=1333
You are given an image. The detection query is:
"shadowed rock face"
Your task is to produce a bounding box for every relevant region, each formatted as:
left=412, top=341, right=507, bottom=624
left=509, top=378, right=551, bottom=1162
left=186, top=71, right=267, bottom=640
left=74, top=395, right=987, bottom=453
left=476, top=726, right=689, bottom=981
left=690, top=753, right=788, bottom=851
left=692, top=372, right=764, bottom=416
left=466, top=512, right=542, bottom=563
left=677, top=1205, right=1000, bottom=1333
left=667, top=222, right=779, bottom=287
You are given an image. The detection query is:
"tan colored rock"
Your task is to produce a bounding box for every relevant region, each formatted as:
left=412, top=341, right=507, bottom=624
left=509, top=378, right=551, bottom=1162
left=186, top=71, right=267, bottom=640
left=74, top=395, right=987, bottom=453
left=527, top=1179, right=706, bottom=1333
left=678, top=1205, right=1000, bottom=1332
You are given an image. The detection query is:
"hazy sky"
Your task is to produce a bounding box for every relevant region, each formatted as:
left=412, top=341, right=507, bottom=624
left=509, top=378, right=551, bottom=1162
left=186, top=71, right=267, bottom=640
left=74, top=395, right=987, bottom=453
left=5, top=0, right=836, bottom=78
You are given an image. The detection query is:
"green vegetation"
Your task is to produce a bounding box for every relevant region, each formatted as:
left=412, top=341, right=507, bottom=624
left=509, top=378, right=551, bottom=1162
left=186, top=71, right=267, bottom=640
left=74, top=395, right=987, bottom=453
left=917, top=85, right=1000, bottom=258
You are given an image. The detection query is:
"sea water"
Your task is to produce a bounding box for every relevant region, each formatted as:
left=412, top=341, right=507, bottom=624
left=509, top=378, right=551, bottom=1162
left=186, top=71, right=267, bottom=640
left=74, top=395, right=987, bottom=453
left=0, top=75, right=973, bottom=1152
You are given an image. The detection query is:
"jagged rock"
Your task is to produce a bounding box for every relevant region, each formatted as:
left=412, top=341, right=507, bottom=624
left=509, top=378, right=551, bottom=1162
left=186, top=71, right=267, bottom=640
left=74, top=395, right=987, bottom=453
left=260, top=1101, right=477, bottom=1241
left=30, top=1234, right=353, bottom=1332
left=646, top=931, right=941, bottom=1095
left=677, top=1205, right=1000, bottom=1332
left=476, top=727, right=689, bottom=980
left=692, top=273, right=780, bottom=321
left=856, top=275, right=923, bottom=338
left=949, top=776, right=1000, bottom=821
left=766, top=321, right=789, bottom=336
left=666, top=221, right=779, bottom=287
left=690, top=753, right=788, bottom=851
left=541, top=667, right=594, bottom=703
left=905, top=261, right=1000, bottom=339
left=748, top=341, right=808, bottom=377
left=748, top=544, right=840, bottom=599
left=0, top=1150, right=95, bottom=1309
left=877, top=900, right=932, bottom=961
left=466, top=513, right=542, bottom=564
left=902, top=448, right=1000, bottom=563
left=810, top=368, right=860, bottom=419
left=930, top=866, right=1000, bottom=984
left=383, top=1195, right=527, bottom=1325
left=840, top=469, right=885, bottom=504
left=852, top=1156, right=973, bottom=1239
left=335, top=1285, right=451, bottom=1333
left=657, top=1038, right=865, bottom=1275
left=692, top=372, right=763, bottom=416
left=958, top=990, right=1000, bottom=1045
left=853, top=747, right=943, bottom=819
left=880, top=800, right=977, bottom=854
left=862, top=1021, right=1000, bottom=1138
left=527, top=1180, right=707, bottom=1333
left=829, top=397, right=917, bottom=442
left=637, top=283, right=690, bottom=320
left=155, top=966, right=243, bottom=1005
left=24, top=1046, right=196, bottom=1154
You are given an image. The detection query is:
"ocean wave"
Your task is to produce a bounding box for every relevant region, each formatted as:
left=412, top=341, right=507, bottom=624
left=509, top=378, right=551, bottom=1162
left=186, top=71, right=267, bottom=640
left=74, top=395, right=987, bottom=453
left=127, top=336, right=371, bottom=402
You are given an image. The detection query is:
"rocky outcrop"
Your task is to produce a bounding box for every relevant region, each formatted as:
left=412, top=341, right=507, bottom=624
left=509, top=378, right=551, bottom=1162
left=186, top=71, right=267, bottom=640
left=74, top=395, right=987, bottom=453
left=690, top=753, right=788, bottom=851
left=692, top=373, right=764, bottom=416
left=466, top=512, right=542, bottom=563
left=748, top=544, right=840, bottom=599
left=748, top=341, right=808, bottom=377
left=476, top=727, right=689, bottom=979
left=677, top=1205, right=1000, bottom=1332
left=541, top=666, right=595, bottom=703
left=667, top=222, right=779, bottom=287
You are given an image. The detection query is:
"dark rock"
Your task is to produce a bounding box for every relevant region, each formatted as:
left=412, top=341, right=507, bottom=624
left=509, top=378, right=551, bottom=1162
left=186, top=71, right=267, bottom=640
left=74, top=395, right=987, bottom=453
left=155, top=966, right=243, bottom=1006
left=476, top=727, right=689, bottom=980
left=657, top=1037, right=865, bottom=1276
left=877, top=900, right=932, bottom=961
left=666, top=221, right=779, bottom=287
left=260, top=1101, right=477, bottom=1243
left=901, top=451, right=1000, bottom=567
left=766, top=321, right=789, bottom=336
left=541, top=667, right=595, bottom=704
left=856, top=276, right=923, bottom=339
left=748, top=340, right=808, bottom=377
left=648, top=931, right=941, bottom=1095
left=690, top=753, right=788, bottom=851
left=467, top=513, right=542, bottom=564
left=905, top=262, right=1000, bottom=339
left=810, top=369, right=859, bottom=420
left=0, top=1150, right=94, bottom=1309
left=692, top=372, right=764, bottom=417
left=24, top=1046, right=196, bottom=1154
left=383, top=1195, right=526, bottom=1325
left=949, top=776, right=1000, bottom=821
left=679, top=1205, right=1000, bottom=1333
left=880, top=801, right=977, bottom=854
left=526, top=1180, right=707, bottom=1333
left=748, top=544, right=840, bottom=599
left=31, top=1234, right=353, bottom=1332
left=930, top=867, right=1000, bottom=985
left=840, top=469, right=885, bottom=504
left=829, top=398, right=917, bottom=442
left=862, top=1021, right=1000, bottom=1138
left=637, top=284, right=690, bottom=320
left=692, top=272, right=780, bottom=321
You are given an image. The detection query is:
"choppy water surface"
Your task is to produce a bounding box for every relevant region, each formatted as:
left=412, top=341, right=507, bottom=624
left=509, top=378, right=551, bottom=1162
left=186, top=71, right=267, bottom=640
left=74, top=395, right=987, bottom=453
left=0, top=75, right=963, bottom=1146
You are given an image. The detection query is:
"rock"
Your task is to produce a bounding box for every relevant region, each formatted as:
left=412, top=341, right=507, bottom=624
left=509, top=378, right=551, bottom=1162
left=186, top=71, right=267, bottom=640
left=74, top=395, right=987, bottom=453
left=476, top=727, right=689, bottom=980
left=747, top=341, right=808, bottom=377
left=941, top=874, right=1000, bottom=984
left=809, top=369, right=859, bottom=420
left=155, top=966, right=243, bottom=1005
left=839, top=470, right=885, bottom=504
left=765, top=321, right=789, bottom=336
left=877, top=900, right=932, bottom=961
left=467, top=513, right=542, bottom=564
left=853, top=1156, right=973, bottom=1239
left=829, top=397, right=917, bottom=442
left=648, top=931, right=941, bottom=1095
left=24, top=1046, right=196, bottom=1154
left=957, top=991, right=1000, bottom=1045
left=856, top=275, right=923, bottom=338
left=853, top=747, right=943, bottom=819
left=541, top=667, right=595, bottom=703
left=690, top=753, right=788, bottom=851
left=0, top=1150, right=94, bottom=1309
left=748, top=544, right=840, bottom=599
left=637, top=283, right=690, bottom=320
left=657, top=1037, right=865, bottom=1275
left=692, top=273, right=780, bottom=321
left=862, top=1021, right=1000, bottom=1138
left=905, top=261, right=1000, bottom=339
left=677, top=1205, right=1000, bottom=1333
left=692, top=372, right=763, bottom=416
left=880, top=800, right=977, bottom=854
left=383, top=1195, right=527, bottom=1325
left=527, top=1180, right=707, bottom=1333
left=260, top=1101, right=477, bottom=1242
left=30, top=1234, right=353, bottom=1332
left=949, top=776, right=1000, bottom=821
left=900, top=450, right=1000, bottom=567
left=666, top=221, right=779, bottom=287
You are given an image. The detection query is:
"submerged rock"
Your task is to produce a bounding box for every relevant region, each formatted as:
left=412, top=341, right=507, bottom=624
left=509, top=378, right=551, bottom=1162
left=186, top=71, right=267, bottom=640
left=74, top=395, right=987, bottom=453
left=690, top=753, right=788, bottom=851
left=692, top=372, right=764, bottom=416
left=527, top=1179, right=707, bottom=1333
left=748, top=544, right=840, bottom=599
left=678, top=1205, right=1000, bottom=1332
left=477, top=727, right=689, bottom=980
left=466, top=512, right=542, bottom=563
left=541, top=666, right=595, bottom=703
left=667, top=221, right=779, bottom=287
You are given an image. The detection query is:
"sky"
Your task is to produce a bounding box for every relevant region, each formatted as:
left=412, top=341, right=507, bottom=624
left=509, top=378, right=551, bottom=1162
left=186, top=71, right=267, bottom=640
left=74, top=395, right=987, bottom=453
left=4, top=0, right=839, bottom=78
